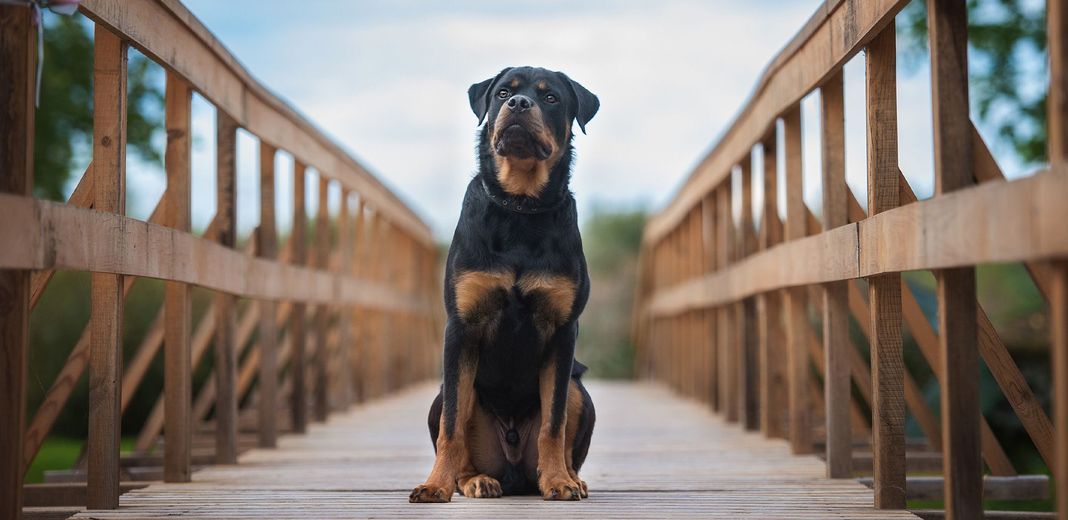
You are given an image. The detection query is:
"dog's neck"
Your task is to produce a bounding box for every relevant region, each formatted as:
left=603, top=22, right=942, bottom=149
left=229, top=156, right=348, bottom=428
left=477, top=126, right=573, bottom=215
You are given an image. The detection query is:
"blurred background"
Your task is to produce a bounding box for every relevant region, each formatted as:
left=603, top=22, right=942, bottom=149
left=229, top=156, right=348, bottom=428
left=28, top=0, right=1053, bottom=510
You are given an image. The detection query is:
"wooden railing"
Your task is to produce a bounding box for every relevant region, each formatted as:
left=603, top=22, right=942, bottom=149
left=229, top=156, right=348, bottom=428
left=633, top=1, right=1068, bottom=518
left=0, top=1, right=441, bottom=516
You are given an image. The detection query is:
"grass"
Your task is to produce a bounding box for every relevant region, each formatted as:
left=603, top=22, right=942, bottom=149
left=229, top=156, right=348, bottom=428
left=25, top=436, right=141, bottom=484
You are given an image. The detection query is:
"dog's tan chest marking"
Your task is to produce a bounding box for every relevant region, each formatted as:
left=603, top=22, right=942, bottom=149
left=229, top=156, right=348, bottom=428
left=518, top=273, right=576, bottom=337
left=454, top=270, right=515, bottom=324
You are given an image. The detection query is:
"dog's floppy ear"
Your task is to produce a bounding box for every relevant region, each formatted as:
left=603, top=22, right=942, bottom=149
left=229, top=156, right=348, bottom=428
left=557, top=72, right=600, bottom=134
left=468, top=68, right=512, bottom=125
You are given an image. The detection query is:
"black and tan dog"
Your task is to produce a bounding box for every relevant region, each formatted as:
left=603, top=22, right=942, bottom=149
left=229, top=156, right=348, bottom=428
left=409, top=67, right=599, bottom=503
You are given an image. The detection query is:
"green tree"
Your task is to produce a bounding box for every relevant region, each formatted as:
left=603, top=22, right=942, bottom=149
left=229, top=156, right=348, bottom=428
left=34, top=13, right=162, bottom=201
left=898, top=0, right=1048, bottom=163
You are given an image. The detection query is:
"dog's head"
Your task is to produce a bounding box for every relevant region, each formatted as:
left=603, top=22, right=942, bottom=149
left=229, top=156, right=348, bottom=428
left=468, top=67, right=599, bottom=197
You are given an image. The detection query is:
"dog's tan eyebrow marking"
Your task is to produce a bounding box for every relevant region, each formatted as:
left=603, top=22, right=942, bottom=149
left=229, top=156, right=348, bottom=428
left=536, top=81, right=548, bottom=90
left=509, top=78, right=520, bottom=88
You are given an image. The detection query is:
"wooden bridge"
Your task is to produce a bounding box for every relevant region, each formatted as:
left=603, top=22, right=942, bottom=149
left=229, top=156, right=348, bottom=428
left=0, top=1, right=1066, bottom=519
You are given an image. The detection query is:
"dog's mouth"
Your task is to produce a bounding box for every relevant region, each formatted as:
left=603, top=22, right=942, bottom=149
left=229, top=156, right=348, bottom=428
left=494, top=123, right=553, bottom=161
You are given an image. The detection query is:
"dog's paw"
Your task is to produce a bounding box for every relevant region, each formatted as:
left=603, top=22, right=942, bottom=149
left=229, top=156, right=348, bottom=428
left=409, top=482, right=453, bottom=503
left=538, top=472, right=582, bottom=501
left=459, top=474, right=502, bottom=498
left=576, top=478, right=588, bottom=498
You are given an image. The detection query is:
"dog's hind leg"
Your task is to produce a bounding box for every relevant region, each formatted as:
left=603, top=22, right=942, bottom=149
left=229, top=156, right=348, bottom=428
left=565, top=378, right=595, bottom=498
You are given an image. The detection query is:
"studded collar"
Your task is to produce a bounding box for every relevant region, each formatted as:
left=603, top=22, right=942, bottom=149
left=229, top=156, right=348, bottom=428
left=480, top=178, right=567, bottom=215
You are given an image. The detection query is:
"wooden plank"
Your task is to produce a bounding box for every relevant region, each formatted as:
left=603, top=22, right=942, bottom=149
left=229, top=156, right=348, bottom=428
left=1053, top=262, right=1068, bottom=519
left=857, top=475, right=1049, bottom=501
left=290, top=161, right=308, bottom=433
left=30, top=162, right=94, bottom=309
left=23, top=482, right=148, bottom=508
left=163, top=73, right=193, bottom=483
left=782, top=104, right=810, bottom=455
left=257, top=142, right=278, bottom=449
left=701, top=197, right=719, bottom=409
left=214, top=109, right=239, bottom=465
left=819, top=69, right=850, bottom=479
left=865, top=22, right=904, bottom=510
left=716, top=185, right=737, bottom=421
left=928, top=2, right=981, bottom=517
left=644, top=0, right=912, bottom=244
left=737, top=159, right=759, bottom=430
left=314, top=176, right=330, bottom=421
left=0, top=5, right=34, bottom=518
left=0, top=193, right=428, bottom=312
left=1048, top=1, right=1068, bottom=516
left=78, top=0, right=433, bottom=245
left=757, top=136, right=785, bottom=438
left=87, top=26, right=127, bottom=511
left=642, top=169, right=1068, bottom=315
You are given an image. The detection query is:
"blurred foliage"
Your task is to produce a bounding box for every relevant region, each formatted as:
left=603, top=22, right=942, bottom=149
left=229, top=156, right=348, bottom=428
left=34, top=13, right=162, bottom=201
left=898, top=0, right=1048, bottom=163
left=576, top=207, right=647, bottom=379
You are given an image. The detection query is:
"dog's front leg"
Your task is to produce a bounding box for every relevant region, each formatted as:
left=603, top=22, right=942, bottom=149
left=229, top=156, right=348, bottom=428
left=410, top=319, right=477, bottom=503
left=537, top=321, right=581, bottom=500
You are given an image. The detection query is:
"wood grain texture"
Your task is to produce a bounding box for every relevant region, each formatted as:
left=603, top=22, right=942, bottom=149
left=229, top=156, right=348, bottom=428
left=1052, top=262, right=1068, bottom=519
left=819, top=70, right=850, bottom=479
left=757, top=136, right=786, bottom=439
left=737, top=161, right=759, bottom=430
left=290, top=161, right=309, bottom=434
left=87, top=26, right=127, bottom=511
left=782, top=104, right=810, bottom=455
left=314, top=176, right=330, bottom=422
left=73, top=382, right=921, bottom=519
left=0, top=6, right=34, bottom=518
left=214, top=109, right=239, bottom=464
left=258, top=142, right=278, bottom=449
left=865, top=22, right=904, bottom=510
left=928, top=1, right=981, bottom=517
left=163, top=72, right=193, bottom=484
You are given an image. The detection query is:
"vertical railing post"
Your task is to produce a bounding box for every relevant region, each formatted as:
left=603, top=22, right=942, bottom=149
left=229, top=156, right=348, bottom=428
left=758, top=134, right=786, bottom=439
left=290, top=161, right=308, bottom=433
left=716, top=184, right=737, bottom=420
left=337, top=189, right=353, bottom=409
left=820, top=70, right=851, bottom=478
left=257, top=142, right=279, bottom=448
left=0, top=5, right=35, bottom=517
left=737, top=158, right=759, bottom=430
left=314, top=176, right=330, bottom=420
left=866, top=22, right=905, bottom=509
left=782, top=104, right=811, bottom=454
left=929, top=1, right=982, bottom=516
left=351, top=200, right=367, bottom=402
left=213, top=110, right=239, bottom=464
left=1049, top=1, right=1068, bottom=516
left=87, top=26, right=127, bottom=510
left=163, top=72, right=193, bottom=483
left=700, top=196, right=717, bottom=408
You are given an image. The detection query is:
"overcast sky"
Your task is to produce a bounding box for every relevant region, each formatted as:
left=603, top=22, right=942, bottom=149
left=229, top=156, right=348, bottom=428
left=112, top=1, right=1039, bottom=240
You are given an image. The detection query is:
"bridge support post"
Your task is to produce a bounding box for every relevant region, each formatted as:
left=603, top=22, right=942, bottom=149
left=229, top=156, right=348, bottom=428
left=0, top=5, right=35, bottom=518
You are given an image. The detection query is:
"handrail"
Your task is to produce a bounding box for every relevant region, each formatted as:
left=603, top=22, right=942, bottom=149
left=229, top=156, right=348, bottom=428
left=633, top=1, right=1068, bottom=517
left=0, top=1, right=442, bottom=516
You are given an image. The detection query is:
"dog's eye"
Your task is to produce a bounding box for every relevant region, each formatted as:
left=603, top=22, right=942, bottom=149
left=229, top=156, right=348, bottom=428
left=496, top=89, right=510, bottom=99
left=545, top=93, right=558, bottom=103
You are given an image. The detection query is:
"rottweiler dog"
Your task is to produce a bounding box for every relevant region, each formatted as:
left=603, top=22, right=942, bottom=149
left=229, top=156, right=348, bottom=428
left=409, top=67, right=599, bottom=503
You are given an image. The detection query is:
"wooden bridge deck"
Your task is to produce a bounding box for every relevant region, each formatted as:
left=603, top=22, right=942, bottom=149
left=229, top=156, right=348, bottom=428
left=72, top=381, right=918, bottom=519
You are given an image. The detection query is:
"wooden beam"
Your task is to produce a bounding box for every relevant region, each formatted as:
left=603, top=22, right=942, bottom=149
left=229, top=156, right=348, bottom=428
left=737, top=159, right=759, bottom=430
left=290, top=161, right=308, bottom=433
left=87, top=26, right=127, bottom=511
left=214, top=109, right=239, bottom=464
left=0, top=5, right=34, bottom=518
left=782, top=104, right=810, bottom=455
left=257, top=142, right=278, bottom=448
left=1048, top=0, right=1068, bottom=516
left=928, top=1, right=981, bottom=517
left=314, top=175, right=330, bottom=421
left=757, top=136, right=785, bottom=439
left=865, top=22, right=904, bottom=510
left=163, top=72, right=193, bottom=483
left=820, top=69, right=850, bottom=479
left=337, top=190, right=353, bottom=409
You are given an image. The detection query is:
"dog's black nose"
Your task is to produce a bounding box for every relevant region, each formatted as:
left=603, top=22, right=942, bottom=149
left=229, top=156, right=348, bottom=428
left=506, top=95, right=533, bottom=113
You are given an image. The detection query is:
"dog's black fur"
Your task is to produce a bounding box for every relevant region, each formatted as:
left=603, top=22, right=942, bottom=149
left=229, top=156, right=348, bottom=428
left=410, top=67, right=599, bottom=503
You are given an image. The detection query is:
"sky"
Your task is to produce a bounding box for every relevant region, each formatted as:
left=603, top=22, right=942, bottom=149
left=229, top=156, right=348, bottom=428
left=95, top=0, right=1044, bottom=240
